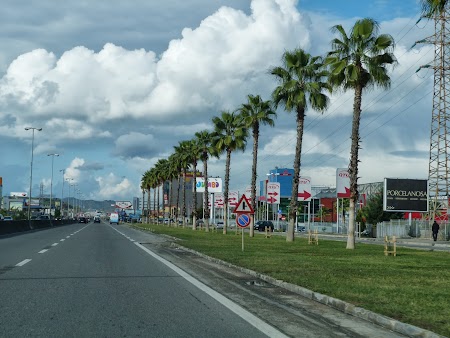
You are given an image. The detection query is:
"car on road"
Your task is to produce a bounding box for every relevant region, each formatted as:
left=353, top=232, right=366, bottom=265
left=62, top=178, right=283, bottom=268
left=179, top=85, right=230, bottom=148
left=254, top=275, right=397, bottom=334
left=109, top=212, right=119, bottom=224
left=254, top=220, right=274, bottom=232
left=3, top=216, right=13, bottom=221
left=79, top=217, right=87, bottom=223
left=37, top=215, right=50, bottom=220
left=215, top=221, right=224, bottom=229
left=93, top=216, right=101, bottom=223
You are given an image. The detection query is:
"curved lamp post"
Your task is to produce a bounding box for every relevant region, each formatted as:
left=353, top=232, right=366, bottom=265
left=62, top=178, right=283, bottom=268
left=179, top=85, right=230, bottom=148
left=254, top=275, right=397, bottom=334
left=25, top=127, right=42, bottom=221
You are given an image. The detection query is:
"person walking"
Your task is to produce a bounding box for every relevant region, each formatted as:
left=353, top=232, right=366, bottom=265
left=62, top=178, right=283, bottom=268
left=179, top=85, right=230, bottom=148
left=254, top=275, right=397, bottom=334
left=432, top=219, right=440, bottom=242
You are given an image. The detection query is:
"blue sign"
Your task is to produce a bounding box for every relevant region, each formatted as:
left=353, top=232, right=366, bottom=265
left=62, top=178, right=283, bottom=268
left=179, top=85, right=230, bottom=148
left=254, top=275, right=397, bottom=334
left=236, top=213, right=251, bottom=228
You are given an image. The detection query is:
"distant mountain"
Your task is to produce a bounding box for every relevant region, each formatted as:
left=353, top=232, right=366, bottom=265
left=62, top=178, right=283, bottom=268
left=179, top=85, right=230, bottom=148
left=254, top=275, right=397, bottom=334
left=62, top=198, right=116, bottom=213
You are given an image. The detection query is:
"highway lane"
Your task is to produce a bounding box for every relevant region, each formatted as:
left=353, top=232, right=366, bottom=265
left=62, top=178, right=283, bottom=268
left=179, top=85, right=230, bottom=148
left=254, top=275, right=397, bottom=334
left=0, top=222, right=274, bottom=337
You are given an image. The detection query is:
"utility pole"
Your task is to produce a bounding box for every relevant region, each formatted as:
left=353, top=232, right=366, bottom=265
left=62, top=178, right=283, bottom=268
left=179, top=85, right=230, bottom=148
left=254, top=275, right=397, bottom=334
left=415, top=3, right=450, bottom=220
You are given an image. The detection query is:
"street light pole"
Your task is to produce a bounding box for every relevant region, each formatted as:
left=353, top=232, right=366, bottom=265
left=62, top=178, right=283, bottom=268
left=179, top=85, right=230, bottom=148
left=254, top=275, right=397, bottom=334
left=25, top=127, right=42, bottom=221
left=60, top=169, right=65, bottom=217
left=47, top=153, right=59, bottom=217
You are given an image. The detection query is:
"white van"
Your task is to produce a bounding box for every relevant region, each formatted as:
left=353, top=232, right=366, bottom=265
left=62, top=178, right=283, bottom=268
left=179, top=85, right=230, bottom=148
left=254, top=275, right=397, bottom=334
left=109, top=212, right=119, bottom=224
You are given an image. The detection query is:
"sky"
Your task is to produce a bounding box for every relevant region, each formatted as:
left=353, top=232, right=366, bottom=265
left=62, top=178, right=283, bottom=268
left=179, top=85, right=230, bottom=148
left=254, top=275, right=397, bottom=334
left=0, top=0, right=435, bottom=203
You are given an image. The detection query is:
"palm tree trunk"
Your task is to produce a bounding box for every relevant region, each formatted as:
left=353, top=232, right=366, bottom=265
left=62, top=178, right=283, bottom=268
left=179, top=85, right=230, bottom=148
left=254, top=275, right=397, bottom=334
left=168, top=180, right=173, bottom=226
left=250, top=124, right=259, bottom=237
left=192, top=161, right=198, bottom=230
left=223, top=148, right=231, bottom=235
left=203, top=158, right=210, bottom=232
left=287, top=107, right=306, bottom=242
left=146, top=188, right=150, bottom=223
left=153, top=187, right=156, bottom=223
left=347, top=84, right=363, bottom=249
left=182, top=169, right=187, bottom=227
left=157, top=183, right=161, bottom=224
left=176, top=176, right=181, bottom=227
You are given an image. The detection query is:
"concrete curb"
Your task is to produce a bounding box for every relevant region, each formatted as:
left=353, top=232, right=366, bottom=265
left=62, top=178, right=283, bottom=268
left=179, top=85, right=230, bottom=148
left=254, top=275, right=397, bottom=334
left=171, top=243, right=442, bottom=338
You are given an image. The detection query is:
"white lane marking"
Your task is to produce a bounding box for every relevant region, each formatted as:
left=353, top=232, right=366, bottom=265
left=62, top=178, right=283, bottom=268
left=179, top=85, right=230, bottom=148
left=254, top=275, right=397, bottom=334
left=133, top=242, right=286, bottom=338
left=16, top=259, right=32, bottom=267
left=38, top=249, right=48, bottom=254
left=66, top=236, right=70, bottom=238
left=51, top=243, right=59, bottom=247
left=60, top=239, right=65, bottom=242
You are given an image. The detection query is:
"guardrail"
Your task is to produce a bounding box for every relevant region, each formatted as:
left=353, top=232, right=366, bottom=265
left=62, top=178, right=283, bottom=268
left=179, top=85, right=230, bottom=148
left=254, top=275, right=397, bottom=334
left=0, top=219, right=79, bottom=236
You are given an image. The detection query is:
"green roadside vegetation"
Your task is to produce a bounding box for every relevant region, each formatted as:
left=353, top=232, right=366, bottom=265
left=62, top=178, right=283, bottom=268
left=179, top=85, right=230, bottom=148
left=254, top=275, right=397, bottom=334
left=134, top=223, right=449, bottom=336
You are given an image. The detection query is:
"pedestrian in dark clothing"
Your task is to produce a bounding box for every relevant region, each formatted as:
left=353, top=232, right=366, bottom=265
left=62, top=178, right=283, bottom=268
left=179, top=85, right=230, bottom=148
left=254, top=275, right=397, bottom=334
left=432, top=220, right=440, bottom=241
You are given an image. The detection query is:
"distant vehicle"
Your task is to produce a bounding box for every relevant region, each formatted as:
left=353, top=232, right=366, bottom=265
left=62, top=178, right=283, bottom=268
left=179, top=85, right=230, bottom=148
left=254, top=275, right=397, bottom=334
left=109, top=212, right=119, bottom=224
left=93, top=216, right=101, bottom=223
left=216, top=221, right=224, bottom=229
left=79, top=217, right=87, bottom=223
left=3, top=216, right=13, bottom=221
left=37, top=215, right=50, bottom=220
left=296, top=225, right=306, bottom=232
left=254, top=220, right=274, bottom=232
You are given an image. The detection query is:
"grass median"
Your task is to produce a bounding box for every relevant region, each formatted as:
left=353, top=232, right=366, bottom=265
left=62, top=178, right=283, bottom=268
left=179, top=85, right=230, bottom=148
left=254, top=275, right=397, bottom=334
left=134, top=223, right=449, bottom=336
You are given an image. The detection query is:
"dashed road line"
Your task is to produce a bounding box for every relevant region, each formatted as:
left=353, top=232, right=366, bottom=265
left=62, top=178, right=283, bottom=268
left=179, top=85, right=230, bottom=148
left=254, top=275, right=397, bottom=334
left=60, top=239, right=65, bottom=242
left=38, top=249, right=48, bottom=254
left=16, top=259, right=32, bottom=267
left=51, top=243, right=59, bottom=247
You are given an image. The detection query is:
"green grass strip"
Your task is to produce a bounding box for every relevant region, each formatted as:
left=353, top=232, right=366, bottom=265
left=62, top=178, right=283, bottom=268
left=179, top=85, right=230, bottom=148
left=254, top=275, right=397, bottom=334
left=134, top=223, right=450, bottom=336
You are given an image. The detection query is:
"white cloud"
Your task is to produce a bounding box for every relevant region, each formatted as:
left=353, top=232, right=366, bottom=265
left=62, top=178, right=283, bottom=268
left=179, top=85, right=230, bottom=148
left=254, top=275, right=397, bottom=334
left=95, top=173, right=136, bottom=200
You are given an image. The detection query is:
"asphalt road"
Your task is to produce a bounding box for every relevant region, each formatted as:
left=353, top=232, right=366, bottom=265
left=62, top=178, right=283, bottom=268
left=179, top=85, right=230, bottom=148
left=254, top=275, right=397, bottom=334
left=0, top=222, right=271, bottom=337
left=0, top=222, right=409, bottom=337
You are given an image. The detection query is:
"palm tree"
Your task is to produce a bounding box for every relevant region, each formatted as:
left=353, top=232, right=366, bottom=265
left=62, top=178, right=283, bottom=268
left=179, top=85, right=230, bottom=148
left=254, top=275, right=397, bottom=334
left=154, top=158, right=169, bottom=223
left=174, top=141, right=192, bottom=227
left=421, top=0, right=448, bottom=17
left=271, top=48, right=330, bottom=242
left=326, top=18, right=396, bottom=249
left=167, top=154, right=180, bottom=225
left=211, top=111, right=248, bottom=234
left=195, top=130, right=214, bottom=231
left=237, top=94, right=276, bottom=237
left=187, top=138, right=202, bottom=230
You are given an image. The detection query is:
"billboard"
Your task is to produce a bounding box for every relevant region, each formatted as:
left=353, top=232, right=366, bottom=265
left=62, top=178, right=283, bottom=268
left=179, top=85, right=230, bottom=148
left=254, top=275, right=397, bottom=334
left=383, top=178, right=428, bottom=212
left=9, top=201, right=24, bottom=210
left=336, top=168, right=351, bottom=198
left=195, top=177, right=223, bottom=193
left=115, top=201, right=133, bottom=209
left=10, top=192, right=27, bottom=197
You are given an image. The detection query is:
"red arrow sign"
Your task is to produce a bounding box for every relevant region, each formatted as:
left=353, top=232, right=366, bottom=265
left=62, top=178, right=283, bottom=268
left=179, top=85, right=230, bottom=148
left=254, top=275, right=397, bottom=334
left=268, top=192, right=278, bottom=196
left=297, top=190, right=311, bottom=200
left=337, top=187, right=351, bottom=198
left=267, top=196, right=278, bottom=203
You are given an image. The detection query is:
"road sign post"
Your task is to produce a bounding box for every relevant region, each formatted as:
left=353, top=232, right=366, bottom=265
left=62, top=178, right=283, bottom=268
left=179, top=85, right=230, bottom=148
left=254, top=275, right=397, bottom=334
left=233, top=195, right=254, bottom=252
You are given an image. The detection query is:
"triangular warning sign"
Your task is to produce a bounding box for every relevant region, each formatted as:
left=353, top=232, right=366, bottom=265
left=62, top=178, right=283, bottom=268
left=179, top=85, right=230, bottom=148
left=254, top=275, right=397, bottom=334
left=233, top=195, right=254, bottom=214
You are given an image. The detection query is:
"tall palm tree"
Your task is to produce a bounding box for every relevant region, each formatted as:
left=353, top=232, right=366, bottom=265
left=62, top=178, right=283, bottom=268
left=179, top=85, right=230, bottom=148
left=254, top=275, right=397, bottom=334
left=174, top=141, right=192, bottom=227
left=188, top=138, right=202, bottom=230
left=421, top=0, right=448, bottom=17
left=154, top=158, right=169, bottom=223
left=211, top=111, right=248, bottom=234
left=271, top=48, right=330, bottom=242
left=326, top=18, right=396, bottom=249
left=237, top=94, right=276, bottom=237
left=195, top=130, right=214, bottom=231
left=167, top=153, right=180, bottom=225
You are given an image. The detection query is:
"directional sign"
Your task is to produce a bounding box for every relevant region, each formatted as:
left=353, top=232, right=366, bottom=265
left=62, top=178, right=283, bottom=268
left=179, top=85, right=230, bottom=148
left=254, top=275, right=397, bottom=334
left=233, top=195, right=255, bottom=214
left=236, top=213, right=251, bottom=228
left=214, top=193, right=224, bottom=209
left=336, top=168, right=351, bottom=198
left=297, top=176, right=312, bottom=201
left=228, top=191, right=239, bottom=207
left=267, top=182, right=280, bottom=204
left=244, top=185, right=252, bottom=199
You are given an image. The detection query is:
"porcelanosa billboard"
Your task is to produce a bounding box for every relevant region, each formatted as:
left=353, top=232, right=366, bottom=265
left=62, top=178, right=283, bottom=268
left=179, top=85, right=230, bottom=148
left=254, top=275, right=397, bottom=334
left=383, top=178, right=428, bottom=212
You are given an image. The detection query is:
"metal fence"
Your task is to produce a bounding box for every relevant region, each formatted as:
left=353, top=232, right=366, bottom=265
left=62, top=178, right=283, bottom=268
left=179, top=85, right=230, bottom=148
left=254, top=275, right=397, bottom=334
left=376, top=219, right=449, bottom=240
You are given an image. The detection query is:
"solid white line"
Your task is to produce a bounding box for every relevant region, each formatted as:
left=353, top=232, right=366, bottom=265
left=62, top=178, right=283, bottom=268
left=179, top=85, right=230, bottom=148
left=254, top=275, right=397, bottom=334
left=16, top=259, right=32, bottom=267
left=38, top=249, right=48, bottom=254
left=51, top=243, right=59, bottom=247
left=134, top=242, right=287, bottom=338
